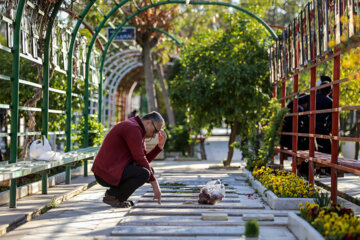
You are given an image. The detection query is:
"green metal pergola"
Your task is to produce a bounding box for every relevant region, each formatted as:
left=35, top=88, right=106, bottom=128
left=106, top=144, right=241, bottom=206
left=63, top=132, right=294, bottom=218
left=2, top=0, right=277, bottom=207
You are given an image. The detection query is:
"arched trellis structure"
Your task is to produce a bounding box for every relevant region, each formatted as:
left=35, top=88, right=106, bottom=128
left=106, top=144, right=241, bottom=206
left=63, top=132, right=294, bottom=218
left=103, top=56, right=143, bottom=127
left=2, top=0, right=103, bottom=207
left=101, top=28, right=180, bottom=128
left=4, top=0, right=278, bottom=163
left=77, top=0, right=277, bottom=147
left=2, top=0, right=276, bottom=208
left=107, top=62, right=143, bottom=127
left=103, top=49, right=141, bottom=81
left=114, top=66, right=145, bottom=122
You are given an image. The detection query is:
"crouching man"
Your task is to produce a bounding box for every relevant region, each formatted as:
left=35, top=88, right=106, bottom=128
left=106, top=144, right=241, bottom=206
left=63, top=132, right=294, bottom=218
left=92, top=111, right=166, bottom=208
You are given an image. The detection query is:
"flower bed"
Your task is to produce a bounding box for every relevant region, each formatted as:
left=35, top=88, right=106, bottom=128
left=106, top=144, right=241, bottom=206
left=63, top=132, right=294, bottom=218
left=252, top=166, right=319, bottom=198
left=244, top=167, right=316, bottom=210
left=288, top=212, right=324, bottom=240
left=299, top=202, right=360, bottom=240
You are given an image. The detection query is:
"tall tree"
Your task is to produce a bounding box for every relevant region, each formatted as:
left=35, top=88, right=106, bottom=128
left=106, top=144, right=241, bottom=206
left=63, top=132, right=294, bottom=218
left=123, top=1, right=178, bottom=112
left=170, top=13, right=272, bottom=165
left=153, top=53, right=176, bottom=125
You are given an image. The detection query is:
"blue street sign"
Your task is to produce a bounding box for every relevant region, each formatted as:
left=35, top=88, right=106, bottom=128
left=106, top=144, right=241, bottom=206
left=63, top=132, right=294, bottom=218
left=107, top=27, right=136, bottom=41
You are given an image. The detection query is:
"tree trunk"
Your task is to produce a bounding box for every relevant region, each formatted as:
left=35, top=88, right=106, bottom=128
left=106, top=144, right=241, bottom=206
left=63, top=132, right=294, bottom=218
left=355, top=112, right=360, bottom=160
left=223, top=119, right=238, bottom=166
left=142, top=41, right=157, bottom=112
left=199, top=137, right=207, bottom=160
left=155, top=62, right=175, bottom=125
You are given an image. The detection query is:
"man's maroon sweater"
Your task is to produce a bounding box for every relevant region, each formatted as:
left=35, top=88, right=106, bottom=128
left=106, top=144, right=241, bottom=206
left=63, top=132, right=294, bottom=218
left=92, top=116, right=162, bottom=185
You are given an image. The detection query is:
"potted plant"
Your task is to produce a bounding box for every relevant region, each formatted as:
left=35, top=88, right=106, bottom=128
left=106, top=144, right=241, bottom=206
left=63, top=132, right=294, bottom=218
left=245, top=220, right=259, bottom=239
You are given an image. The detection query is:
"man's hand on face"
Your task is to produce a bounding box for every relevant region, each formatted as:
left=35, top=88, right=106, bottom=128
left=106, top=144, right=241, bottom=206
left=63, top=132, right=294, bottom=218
left=158, top=130, right=167, bottom=149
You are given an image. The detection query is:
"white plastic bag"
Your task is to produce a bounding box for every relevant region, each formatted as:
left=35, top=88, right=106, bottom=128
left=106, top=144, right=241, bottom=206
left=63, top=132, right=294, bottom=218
left=29, top=136, right=62, bottom=161
left=198, top=179, right=226, bottom=205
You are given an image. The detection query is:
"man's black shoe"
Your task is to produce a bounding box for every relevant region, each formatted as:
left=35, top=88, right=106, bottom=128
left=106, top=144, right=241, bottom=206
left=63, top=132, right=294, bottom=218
left=103, top=192, right=131, bottom=208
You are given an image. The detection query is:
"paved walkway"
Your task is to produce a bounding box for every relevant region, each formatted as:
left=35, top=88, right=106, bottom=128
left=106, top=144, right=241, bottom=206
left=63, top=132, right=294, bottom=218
left=2, top=167, right=296, bottom=239
left=0, top=136, right=358, bottom=239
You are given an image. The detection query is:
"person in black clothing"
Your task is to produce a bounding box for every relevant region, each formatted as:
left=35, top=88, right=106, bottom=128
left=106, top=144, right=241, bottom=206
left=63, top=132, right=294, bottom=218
left=314, top=76, right=333, bottom=154
left=280, top=76, right=333, bottom=177
left=280, top=94, right=310, bottom=151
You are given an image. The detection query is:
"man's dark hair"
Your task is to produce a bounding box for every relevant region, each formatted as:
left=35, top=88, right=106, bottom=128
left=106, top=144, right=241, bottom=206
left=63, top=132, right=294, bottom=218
left=142, top=111, right=164, bottom=125
left=319, top=75, right=332, bottom=95
left=320, top=75, right=331, bottom=83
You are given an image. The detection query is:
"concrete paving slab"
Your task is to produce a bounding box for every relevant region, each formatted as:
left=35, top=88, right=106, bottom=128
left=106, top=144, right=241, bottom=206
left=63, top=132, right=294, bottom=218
left=242, top=213, right=275, bottom=221
left=235, top=191, right=256, bottom=195
left=112, top=225, right=245, bottom=236
left=235, top=177, right=247, bottom=181
left=138, top=197, right=240, bottom=203
left=128, top=208, right=295, bottom=216
left=156, top=188, right=237, bottom=194
left=158, top=181, right=248, bottom=186
left=201, top=213, right=228, bottom=221
left=143, top=192, right=240, bottom=198
left=159, top=173, right=231, bottom=177
left=104, top=237, right=242, bottom=240
left=112, top=225, right=296, bottom=239
left=158, top=170, right=244, bottom=175
left=134, top=201, right=264, bottom=209
left=117, top=215, right=287, bottom=226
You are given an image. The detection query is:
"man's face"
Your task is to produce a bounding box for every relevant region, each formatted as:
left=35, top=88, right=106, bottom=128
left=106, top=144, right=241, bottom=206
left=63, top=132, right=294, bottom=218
left=145, top=120, right=163, bottom=138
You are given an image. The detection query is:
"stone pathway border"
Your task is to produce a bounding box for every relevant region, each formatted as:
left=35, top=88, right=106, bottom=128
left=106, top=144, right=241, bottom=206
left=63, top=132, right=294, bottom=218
left=0, top=173, right=95, bottom=237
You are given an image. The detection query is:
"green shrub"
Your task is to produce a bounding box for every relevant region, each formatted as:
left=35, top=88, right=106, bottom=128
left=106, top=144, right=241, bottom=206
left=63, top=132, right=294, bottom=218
left=237, top=99, right=288, bottom=171
left=164, top=124, right=190, bottom=155
left=245, top=220, right=259, bottom=238
left=72, top=117, right=106, bottom=148
left=313, top=192, right=331, bottom=208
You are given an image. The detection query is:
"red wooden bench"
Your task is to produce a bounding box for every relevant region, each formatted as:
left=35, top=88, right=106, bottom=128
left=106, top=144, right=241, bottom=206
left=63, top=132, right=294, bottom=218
left=274, top=146, right=360, bottom=176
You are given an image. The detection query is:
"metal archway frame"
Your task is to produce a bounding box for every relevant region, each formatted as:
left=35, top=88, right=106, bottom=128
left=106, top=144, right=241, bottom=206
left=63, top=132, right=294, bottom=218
left=104, top=51, right=141, bottom=85
left=104, top=55, right=141, bottom=94
left=96, top=0, right=278, bottom=124
left=103, top=49, right=140, bottom=75
left=103, top=60, right=142, bottom=126
left=108, top=63, right=143, bottom=127
left=103, top=59, right=139, bottom=125
left=9, top=0, right=63, bottom=208
left=109, top=62, right=143, bottom=125
left=60, top=8, right=104, bottom=51
left=66, top=0, right=97, bottom=151
left=79, top=0, right=277, bottom=128
left=83, top=0, right=131, bottom=147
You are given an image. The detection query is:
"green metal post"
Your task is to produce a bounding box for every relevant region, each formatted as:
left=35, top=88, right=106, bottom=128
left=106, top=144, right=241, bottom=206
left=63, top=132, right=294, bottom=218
left=84, top=160, right=88, bottom=177
left=85, top=0, right=130, bottom=139
left=41, top=1, right=62, bottom=193
left=98, top=65, right=103, bottom=123
left=42, top=1, right=62, bottom=137
left=42, top=173, right=48, bottom=194
left=66, top=165, right=71, bottom=184
left=98, top=0, right=278, bottom=99
left=66, top=0, right=96, bottom=153
left=9, top=0, right=26, bottom=208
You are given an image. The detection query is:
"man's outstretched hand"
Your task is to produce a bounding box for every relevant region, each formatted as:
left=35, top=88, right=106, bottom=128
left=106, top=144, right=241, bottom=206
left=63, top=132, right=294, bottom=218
left=158, top=130, right=167, bottom=149
left=150, top=180, right=162, bottom=205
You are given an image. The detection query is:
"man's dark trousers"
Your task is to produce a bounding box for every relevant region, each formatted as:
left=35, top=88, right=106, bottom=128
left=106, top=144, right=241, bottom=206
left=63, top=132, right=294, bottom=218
left=95, top=162, right=153, bottom=201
